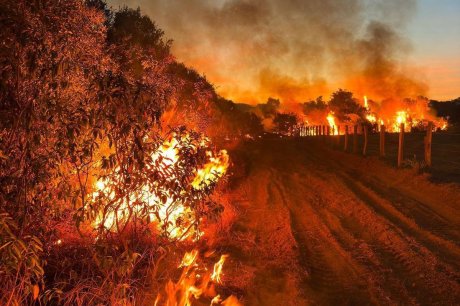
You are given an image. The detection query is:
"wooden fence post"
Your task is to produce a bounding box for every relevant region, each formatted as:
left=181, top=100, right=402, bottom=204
left=425, top=121, right=433, bottom=167
left=379, top=124, right=385, bottom=157
left=363, top=125, right=368, bottom=156
left=353, top=125, right=358, bottom=153
left=344, top=125, right=349, bottom=151
left=398, top=123, right=405, bottom=167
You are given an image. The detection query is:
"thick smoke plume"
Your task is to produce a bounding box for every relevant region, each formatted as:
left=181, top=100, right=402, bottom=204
left=108, top=0, right=424, bottom=108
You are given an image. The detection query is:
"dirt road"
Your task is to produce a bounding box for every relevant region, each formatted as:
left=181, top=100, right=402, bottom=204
left=225, top=138, right=460, bottom=305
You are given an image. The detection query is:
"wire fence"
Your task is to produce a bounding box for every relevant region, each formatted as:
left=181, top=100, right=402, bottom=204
left=298, top=124, right=460, bottom=183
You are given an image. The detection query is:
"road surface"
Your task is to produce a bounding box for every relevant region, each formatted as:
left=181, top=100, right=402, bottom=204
left=225, top=138, right=460, bottom=305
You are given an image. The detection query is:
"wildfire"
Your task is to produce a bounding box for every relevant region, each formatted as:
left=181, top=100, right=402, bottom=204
left=92, top=133, right=229, bottom=240
left=364, top=95, right=369, bottom=110
left=155, top=250, right=241, bottom=306
left=192, top=151, right=230, bottom=190
left=392, top=111, right=408, bottom=132
left=211, top=254, right=229, bottom=284
left=326, top=112, right=338, bottom=135
left=366, top=114, right=377, bottom=123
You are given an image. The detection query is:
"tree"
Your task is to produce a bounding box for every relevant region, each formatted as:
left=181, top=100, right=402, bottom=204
left=302, top=96, right=327, bottom=115
left=257, top=97, right=281, bottom=118
left=273, top=113, right=298, bottom=135
left=328, top=89, right=365, bottom=122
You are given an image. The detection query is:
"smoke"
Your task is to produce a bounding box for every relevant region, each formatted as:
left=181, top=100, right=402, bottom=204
left=107, top=0, right=425, bottom=106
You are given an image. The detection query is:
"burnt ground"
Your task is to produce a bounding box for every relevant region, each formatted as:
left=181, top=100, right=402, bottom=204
left=224, top=138, right=460, bottom=306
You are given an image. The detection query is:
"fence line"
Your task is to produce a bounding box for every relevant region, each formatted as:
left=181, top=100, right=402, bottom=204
left=297, top=122, right=452, bottom=169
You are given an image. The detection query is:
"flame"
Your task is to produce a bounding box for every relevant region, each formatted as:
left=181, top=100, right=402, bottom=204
left=180, top=250, right=199, bottom=268
left=366, top=114, right=377, bottom=123
left=211, top=254, right=228, bottom=284
left=155, top=250, right=240, bottom=306
left=92, top=133, right=229, bottom=240
left=392, top=111, right=408, bottom=132
left=364, top=95, right=369, bottom=110
left=326, top=112, right=338, bottom=135
left=192, top=151, right=229, bottom=190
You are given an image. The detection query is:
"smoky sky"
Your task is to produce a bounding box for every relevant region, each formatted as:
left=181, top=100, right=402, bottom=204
left=108, top=0, right=425, bottom=105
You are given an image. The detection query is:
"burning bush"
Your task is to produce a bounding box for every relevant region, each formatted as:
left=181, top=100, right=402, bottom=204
left=89, top=128, right=229, bottom=241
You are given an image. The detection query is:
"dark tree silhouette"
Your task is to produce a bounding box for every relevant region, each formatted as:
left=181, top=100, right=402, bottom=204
left=329, top=89, right=365, bottom=121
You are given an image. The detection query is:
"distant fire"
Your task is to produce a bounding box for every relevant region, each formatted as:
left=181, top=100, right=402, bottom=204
left=301, top=95, right=448, bottom=134
left=326, top=112, right=338, bottom=135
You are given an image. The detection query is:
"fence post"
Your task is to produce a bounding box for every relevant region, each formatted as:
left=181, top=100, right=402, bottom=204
left=379, top=124, right=385, bottom=157
left=353, top=125, right=358, bottom=153
left=363, top=125, right=368, bottom=156
left=398, top=123, right=405, bottom=167
left=344, top=125, right=349, bottom=151
left=425, top=121, right=433, bottom=167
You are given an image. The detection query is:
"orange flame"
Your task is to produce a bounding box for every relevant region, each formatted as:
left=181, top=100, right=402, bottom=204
left=211, top=254, right=229, bottom=284
left=92, top=133, right=229, bottom=240
left=326, top=112, right=338, bottom=135
left=155, top=250, right=240, bottom=306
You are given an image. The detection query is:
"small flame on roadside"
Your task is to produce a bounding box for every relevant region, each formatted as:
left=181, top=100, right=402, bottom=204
left=211, top=254, right=228, bottom=284
left=180, top=249, right=199, bottom=268
left=154, top=250, right=241, bottom=306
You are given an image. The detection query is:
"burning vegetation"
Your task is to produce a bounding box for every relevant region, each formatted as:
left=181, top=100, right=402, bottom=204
left=0, top=1, right=241, bottom=304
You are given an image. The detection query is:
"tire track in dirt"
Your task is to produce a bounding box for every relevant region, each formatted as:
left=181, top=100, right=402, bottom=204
left=271, top=170, right=416, bottom=305
left=228, top=169, right=308, bottom=306
left=269, top=173, right=385, bottom=305
left=229, top=139, right=460, bottom=305
left=303, top=143, right=460, bottom=270
left=296, top=142, right=460, bottom=304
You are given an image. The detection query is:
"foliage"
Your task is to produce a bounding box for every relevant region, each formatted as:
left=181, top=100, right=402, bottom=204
left=302, top=96, right=327, bottom=114
left=215, top=97, right=264, bottom=137
left=328, top=89, right=366, bottom=122
left=273, top=113, right=299, bottom=135
left=0, top=212, right=44, bottom=305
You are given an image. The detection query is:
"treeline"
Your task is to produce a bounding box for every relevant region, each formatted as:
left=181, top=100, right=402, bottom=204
left=236, top=90, right=457, bottom=135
